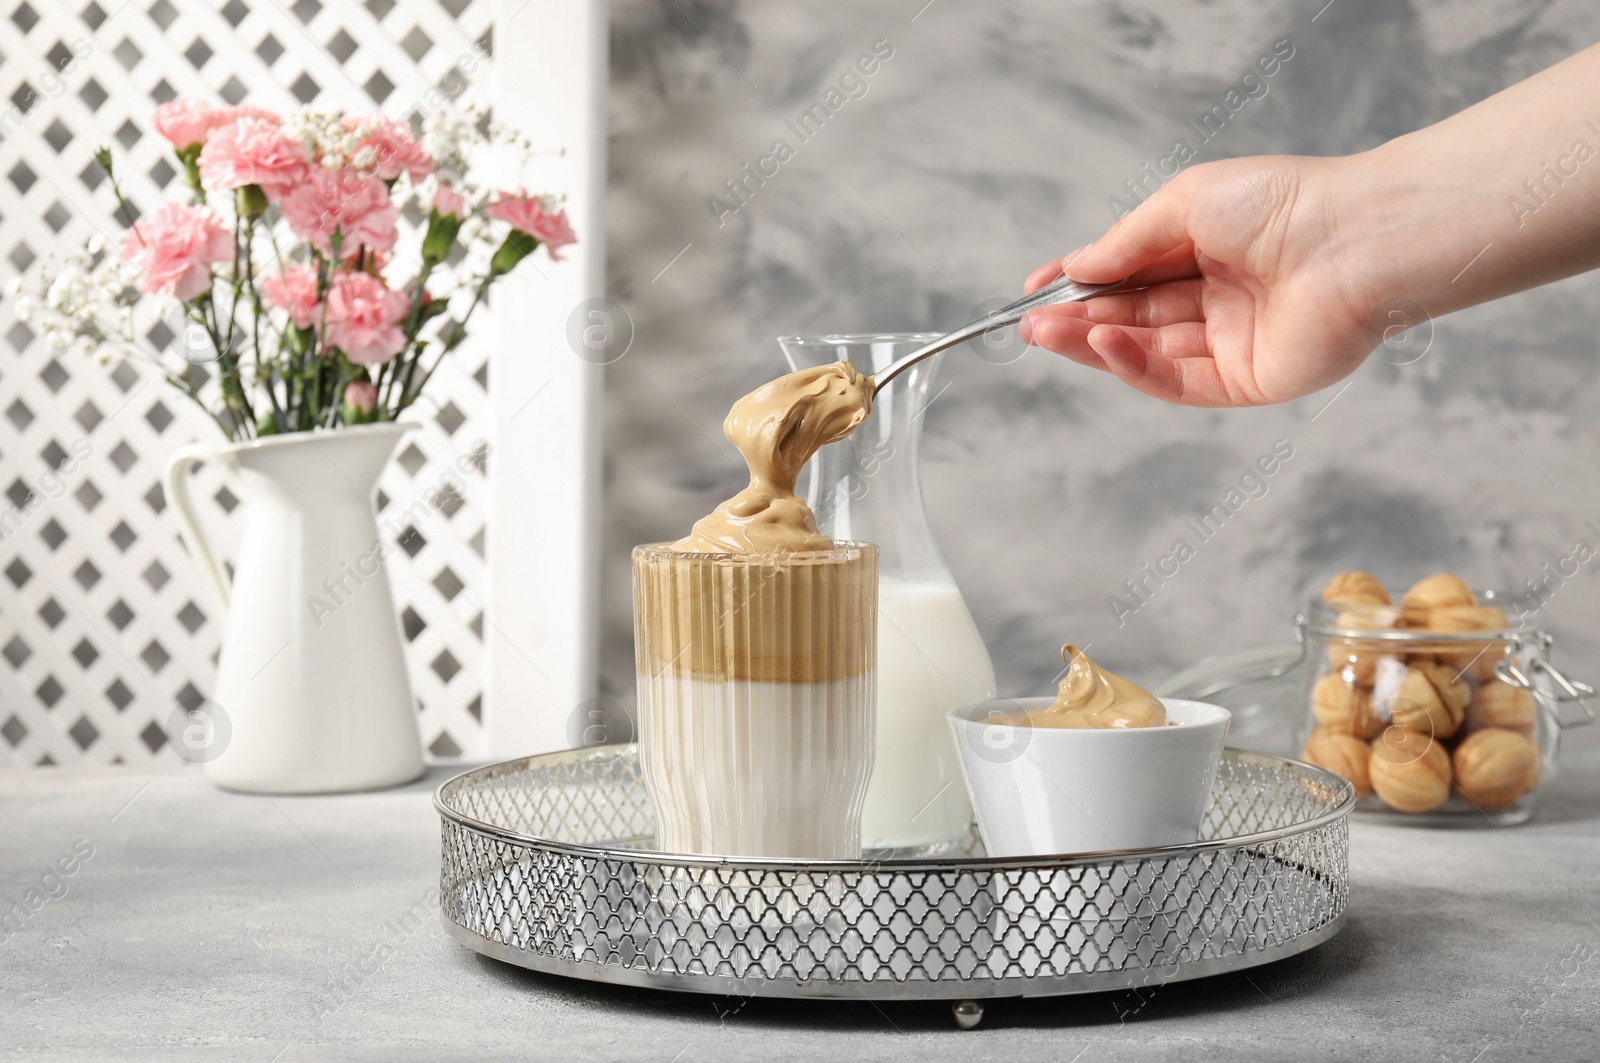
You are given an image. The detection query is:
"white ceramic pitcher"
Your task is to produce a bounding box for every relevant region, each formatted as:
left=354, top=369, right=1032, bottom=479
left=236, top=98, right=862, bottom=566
left=164, top=422, right=424, bottom=793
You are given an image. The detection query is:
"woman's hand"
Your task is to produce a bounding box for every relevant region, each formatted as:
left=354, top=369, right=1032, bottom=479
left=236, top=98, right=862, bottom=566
left=1020, top=155, right=1385, bottom=407
left=1021, top=43, right=1600, bottom=408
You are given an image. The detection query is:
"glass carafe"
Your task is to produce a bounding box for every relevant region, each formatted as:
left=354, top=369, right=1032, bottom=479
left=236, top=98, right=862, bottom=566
left=779, top=333, right=996, bottom=854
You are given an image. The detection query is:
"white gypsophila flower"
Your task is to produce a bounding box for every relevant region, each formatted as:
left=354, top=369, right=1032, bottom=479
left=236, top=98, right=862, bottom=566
left=19, top=248, right=149, bottom=369
left=45, top=273, right=76, bottom=310
left=283, top=109, right=350, bottom=169
left=486, top=118, right=534, bottom=156
left=422, top=105, right=485, bottom=185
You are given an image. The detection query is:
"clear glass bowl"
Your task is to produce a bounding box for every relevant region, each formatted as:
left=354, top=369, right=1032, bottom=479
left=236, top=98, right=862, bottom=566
left=1295, top=591, right=1593, bottom=827
left=1155, top=642, right=1305, bottom=757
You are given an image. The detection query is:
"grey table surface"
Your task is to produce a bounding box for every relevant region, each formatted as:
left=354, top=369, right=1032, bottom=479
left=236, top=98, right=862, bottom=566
left=3, top=750, right=1598, bottom=1063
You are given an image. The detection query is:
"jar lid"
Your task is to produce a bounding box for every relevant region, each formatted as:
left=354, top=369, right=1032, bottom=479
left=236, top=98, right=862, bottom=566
left=1303, top=589, right=1529, bottom=642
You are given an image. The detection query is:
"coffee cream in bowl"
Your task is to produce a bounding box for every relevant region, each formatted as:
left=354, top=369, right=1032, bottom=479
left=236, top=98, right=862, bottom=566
left=1004, top=644, right=1169, bottom=729
left=951, top=645, right=1231, bottom=857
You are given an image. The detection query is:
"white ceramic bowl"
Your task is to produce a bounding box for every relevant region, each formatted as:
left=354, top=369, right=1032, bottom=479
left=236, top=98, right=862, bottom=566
left=948, top=697, right=1231, bottom=857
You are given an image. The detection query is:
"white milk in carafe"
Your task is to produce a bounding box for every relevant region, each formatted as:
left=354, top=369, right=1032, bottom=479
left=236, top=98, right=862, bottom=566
left=864, top=578, right=996, bottom=851
left=779, top=333, right=997, bottom=855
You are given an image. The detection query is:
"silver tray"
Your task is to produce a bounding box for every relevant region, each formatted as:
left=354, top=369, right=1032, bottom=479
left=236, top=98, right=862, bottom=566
left=435, top=746, right=1353, bottom=1026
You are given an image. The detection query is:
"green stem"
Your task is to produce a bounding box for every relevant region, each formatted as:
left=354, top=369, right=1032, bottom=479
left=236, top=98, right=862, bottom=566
left=97, top=151, right=138, bottom=233
left=217, top=214, right=254, bottom=436
left=241, top=216, right=287, bottom=433
left=396, top=278, right=488, bottom=412
left=162, top=371, right=231, bottom=438
left=400, top=349, right=446, bottom=412
left=308, top=262, right=334, bottom=431
left=192, top=299, right=246, bottom=442
left=371, top=360, right=392, bottom=420
left=403, top=262, right=436, bottom=340
left=380, top=262, right=438, bottom=416
left=326, top=361, right=359, bottom=428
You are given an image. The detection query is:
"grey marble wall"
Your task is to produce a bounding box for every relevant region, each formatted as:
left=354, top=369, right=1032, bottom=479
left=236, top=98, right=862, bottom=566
left=602, top=0, right=1600, bottom=747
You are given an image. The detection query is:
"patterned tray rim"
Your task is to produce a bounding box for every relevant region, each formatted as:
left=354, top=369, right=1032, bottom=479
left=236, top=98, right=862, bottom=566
left=438, top=910, right=1350, bottom=1001
left=432, top=744, right=1357, bottom=872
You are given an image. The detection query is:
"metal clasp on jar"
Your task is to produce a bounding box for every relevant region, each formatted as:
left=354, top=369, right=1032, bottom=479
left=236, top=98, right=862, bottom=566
left=1496, top=632, right=1597, bottom=729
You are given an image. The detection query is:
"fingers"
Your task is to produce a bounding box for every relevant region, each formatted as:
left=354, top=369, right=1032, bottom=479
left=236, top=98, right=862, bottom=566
left=1022, top=302, right=1245, bottom=405
left=1108, top=245, right=1205, bottom=288
left=1019, top=312, right=1111, bottom=373
left=1025, top=314, right=1233, bottom=406
left=1025, top=243, right=1099, bottom=294
left=1028, top=278, right=1206, bottom=331
left=1064, top=177, right=1197, bottom=286
left=1039, top=243, right=1197, bottom=294
left=1083, top=322, right=1236, bottom=407
left=1024, top=258, right=1064, bottom=295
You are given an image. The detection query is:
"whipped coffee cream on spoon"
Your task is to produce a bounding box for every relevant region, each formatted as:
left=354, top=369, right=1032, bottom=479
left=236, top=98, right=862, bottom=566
left=673, top=360, right=874, bottom=554
left=1011, top=644, right=1168, bottom=729
left=667, top=265, right=1131, bottom=549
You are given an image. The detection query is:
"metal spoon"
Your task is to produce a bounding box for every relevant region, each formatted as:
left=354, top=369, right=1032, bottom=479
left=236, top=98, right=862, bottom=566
left=871, top=274, right=1131, bottom=394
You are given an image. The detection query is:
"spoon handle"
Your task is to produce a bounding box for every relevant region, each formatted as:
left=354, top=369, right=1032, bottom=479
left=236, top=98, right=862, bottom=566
left=872, top=275, right=1130, bottom=394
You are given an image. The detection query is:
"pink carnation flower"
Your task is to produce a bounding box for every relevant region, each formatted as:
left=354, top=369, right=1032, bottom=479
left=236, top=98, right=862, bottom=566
left=151, top=98, right=231, bottom=151
left=349, top=115, right=431, bottom=183
left=344, top=378, right=378, bottom=413
left=198, top=115, right=309, bottom=198
left=122, top=202, right=232, bottom=301
left=325, top=272, right=409, bottom=365
left=485, top=192, right=578, bottom=260
left=431, top=182, right=466, bottom=217
left=259, top=263, right=320, bottom=329
left=218, top=105, right=281, bottom=127
left=279, top=168, right=399, bottom=262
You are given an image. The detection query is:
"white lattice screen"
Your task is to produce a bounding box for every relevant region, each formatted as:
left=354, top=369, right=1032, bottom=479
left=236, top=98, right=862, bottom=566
left=0, top=0, right=498, bottom=766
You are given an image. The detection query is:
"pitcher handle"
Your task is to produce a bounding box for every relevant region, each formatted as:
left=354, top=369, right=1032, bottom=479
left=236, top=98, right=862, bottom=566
left=163, top=443, right=230, bottom=612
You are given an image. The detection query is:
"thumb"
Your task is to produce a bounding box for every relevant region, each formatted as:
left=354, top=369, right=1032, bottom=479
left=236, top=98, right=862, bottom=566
left=1063, top=179, right=1192, bottom=285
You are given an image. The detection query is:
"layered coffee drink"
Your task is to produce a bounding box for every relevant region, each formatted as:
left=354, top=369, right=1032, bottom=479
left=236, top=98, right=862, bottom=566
left=633, top=362, right=879, bottom=858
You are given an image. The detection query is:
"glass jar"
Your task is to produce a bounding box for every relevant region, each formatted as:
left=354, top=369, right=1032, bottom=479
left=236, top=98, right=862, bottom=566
left=1295, top=593, right=1594, bottom=826
left=778, top=334, right=996, bottom=855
